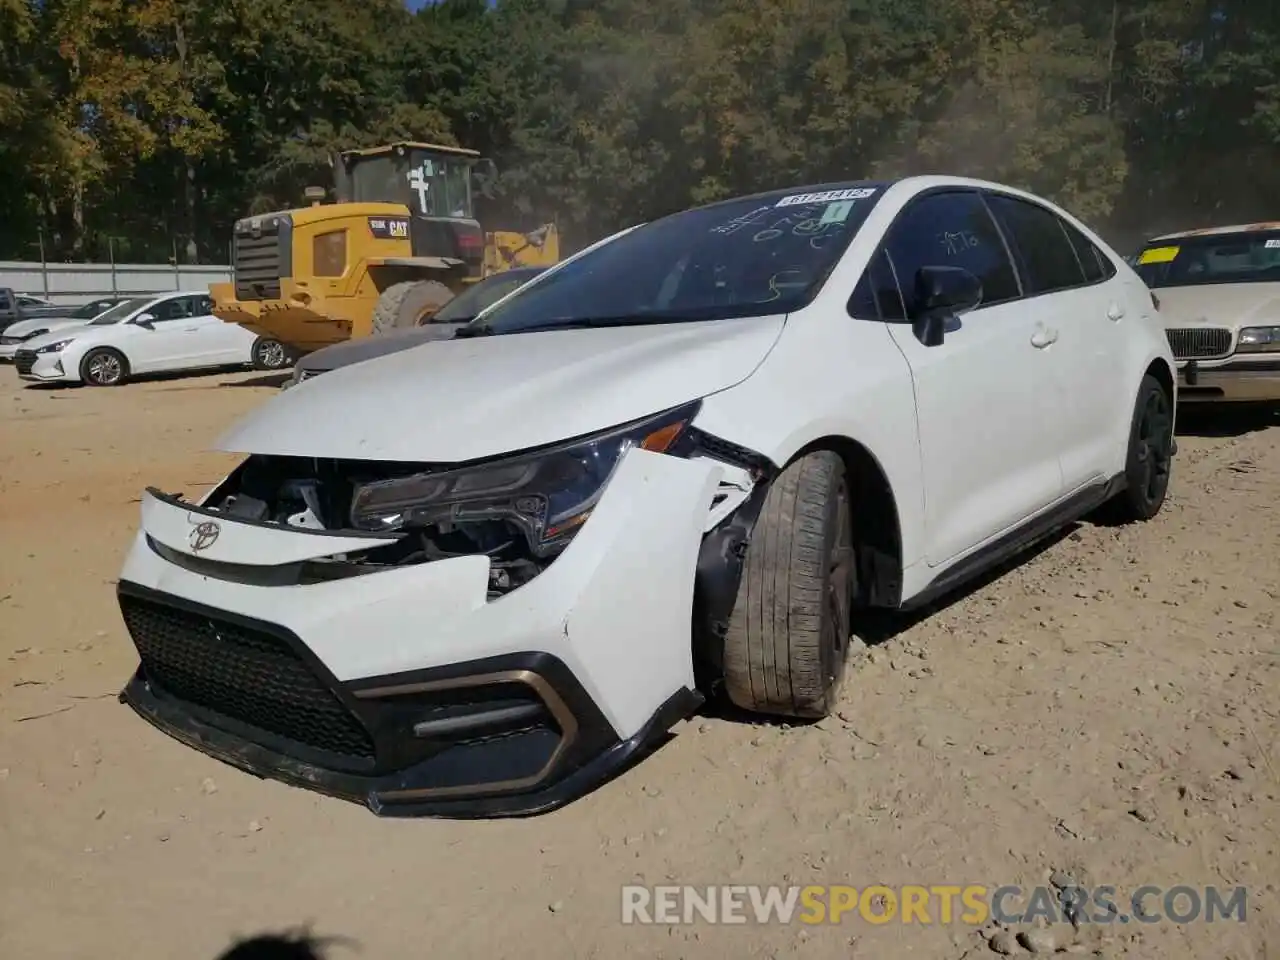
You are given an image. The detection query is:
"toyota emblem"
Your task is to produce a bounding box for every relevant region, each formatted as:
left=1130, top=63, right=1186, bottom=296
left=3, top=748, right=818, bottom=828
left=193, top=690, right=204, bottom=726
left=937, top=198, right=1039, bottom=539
left=189, top=520, right=221, bottom=552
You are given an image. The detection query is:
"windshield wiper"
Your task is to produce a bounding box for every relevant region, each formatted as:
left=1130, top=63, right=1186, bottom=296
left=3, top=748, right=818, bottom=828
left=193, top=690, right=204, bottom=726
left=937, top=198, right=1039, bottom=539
left=455, top=314, right=715, bottom=338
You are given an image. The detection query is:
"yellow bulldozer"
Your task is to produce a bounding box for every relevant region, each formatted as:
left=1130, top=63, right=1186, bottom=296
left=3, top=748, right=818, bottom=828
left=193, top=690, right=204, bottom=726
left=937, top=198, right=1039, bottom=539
left=210, top=141, right=559, bottom=354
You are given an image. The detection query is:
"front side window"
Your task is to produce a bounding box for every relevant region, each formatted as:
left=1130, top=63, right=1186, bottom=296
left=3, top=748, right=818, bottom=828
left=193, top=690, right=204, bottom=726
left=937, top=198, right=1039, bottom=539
left=881, top=191, right=1020, bottom=317
left=313, top=230, right=348, bottom=277
left=1134, top=231, right=1280, bottom=288
left=149, top=297, right=193, bottom=322
left=473, top=185, right=885, bottom=335
left=986, top=194, right=1086, bottom=295
left=849, top=248, right=906, bottom=321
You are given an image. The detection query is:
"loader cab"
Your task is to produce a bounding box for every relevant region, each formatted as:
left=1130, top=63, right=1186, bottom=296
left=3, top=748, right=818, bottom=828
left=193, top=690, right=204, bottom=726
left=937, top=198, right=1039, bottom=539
left=334, top=142, right=492, bottom=274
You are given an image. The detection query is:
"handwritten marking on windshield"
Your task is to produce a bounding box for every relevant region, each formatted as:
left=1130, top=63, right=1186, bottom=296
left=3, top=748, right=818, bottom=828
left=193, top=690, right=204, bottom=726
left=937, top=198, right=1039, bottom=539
left=710, top=206, right=774, bottom=236
left=760, top=269, right=809, bottom=302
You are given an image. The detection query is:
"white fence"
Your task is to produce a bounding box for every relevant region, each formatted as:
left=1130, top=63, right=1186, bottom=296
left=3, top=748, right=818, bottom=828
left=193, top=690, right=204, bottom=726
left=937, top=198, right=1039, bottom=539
left=0, top=261, right=232, bottom=305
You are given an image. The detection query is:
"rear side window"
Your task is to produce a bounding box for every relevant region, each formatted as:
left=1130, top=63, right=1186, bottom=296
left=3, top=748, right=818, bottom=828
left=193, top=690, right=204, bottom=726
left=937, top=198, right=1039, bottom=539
left=986, top=194, right=1085, bottom=294
left=0, top=291, right=10, bottom=310
left=882, top=191, right=1020, bottom=316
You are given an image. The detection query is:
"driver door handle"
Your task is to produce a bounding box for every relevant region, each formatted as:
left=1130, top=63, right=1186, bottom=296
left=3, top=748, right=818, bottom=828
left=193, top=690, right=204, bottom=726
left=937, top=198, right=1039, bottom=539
left=1030, top=327, right=1058, bottom=349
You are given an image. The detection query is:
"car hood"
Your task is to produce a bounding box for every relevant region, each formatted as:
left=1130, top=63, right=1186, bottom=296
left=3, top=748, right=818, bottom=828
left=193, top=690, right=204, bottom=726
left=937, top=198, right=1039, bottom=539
left=4, top=318, right=89, bottom=340
left=219, top=316, right=788, bottom=463
left=1155, top=282, right=1280, bottom=328
left=297, top=323, right=467, bottom=373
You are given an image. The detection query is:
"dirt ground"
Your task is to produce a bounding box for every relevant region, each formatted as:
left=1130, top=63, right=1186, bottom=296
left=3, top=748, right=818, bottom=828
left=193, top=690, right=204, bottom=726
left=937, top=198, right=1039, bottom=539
left=0, top=368, right=1277, bottom=960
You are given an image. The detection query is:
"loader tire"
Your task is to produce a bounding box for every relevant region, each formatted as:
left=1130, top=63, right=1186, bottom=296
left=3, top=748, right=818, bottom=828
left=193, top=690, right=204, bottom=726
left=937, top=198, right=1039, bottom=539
left=371, top=280, right=455, bottom=335
left=722, top=451, right=855, bottom=719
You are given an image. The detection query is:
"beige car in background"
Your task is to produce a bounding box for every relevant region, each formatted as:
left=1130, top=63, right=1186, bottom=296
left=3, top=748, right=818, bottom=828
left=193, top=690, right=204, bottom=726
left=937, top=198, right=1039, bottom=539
left=1134, top=222, right=1280, bottom=402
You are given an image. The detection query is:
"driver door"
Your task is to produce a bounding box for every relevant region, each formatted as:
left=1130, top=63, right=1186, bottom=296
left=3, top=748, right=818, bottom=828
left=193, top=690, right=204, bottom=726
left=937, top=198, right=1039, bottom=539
left=125, top=296, right=205, bottom=372
left=876, top=189, right=1066, bottom=567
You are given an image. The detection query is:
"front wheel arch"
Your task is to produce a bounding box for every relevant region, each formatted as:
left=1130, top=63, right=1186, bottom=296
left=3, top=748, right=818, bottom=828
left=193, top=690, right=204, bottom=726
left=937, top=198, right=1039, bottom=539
left=78, top=346, right=130, bottom=386
left=690, top=433, right=905, bottom=695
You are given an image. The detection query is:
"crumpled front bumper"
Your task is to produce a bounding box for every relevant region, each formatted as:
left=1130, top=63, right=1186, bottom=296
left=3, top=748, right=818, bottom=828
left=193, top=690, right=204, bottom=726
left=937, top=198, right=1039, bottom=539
left=115, top=447, right=724, bottom=817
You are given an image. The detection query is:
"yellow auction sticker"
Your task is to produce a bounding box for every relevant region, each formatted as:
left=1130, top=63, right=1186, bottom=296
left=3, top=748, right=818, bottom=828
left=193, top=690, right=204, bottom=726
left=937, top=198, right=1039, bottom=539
left=1138, top=245, right=1180, bottom=264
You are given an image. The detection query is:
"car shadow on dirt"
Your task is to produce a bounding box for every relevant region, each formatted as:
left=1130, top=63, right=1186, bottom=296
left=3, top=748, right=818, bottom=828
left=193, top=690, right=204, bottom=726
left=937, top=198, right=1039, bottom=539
left=1176, top=402, right=1279, bottom=437
left=220, top=372, right=292, bottom=389
left=17, top=367, right=278, bottom=391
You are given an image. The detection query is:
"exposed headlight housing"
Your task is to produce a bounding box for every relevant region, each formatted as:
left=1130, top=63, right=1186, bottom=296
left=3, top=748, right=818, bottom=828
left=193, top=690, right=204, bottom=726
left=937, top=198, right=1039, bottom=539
left=349, top=401, right=700, bottom=557
left=1237, top=325, right=1280, bottom=352
left=35, top=338, right=74, bottom=354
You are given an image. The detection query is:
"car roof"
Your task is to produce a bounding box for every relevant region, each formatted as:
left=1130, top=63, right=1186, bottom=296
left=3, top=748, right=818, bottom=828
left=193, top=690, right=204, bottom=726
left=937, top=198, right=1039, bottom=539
left=1147, top=222, right=1280, bottom=243
left=676, top=175, right=1072, bottom=217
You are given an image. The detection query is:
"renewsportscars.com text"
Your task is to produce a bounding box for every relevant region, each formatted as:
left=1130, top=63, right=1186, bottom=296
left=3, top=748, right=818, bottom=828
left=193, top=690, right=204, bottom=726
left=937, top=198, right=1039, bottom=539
left=620, top=884, right=1248, bottom=926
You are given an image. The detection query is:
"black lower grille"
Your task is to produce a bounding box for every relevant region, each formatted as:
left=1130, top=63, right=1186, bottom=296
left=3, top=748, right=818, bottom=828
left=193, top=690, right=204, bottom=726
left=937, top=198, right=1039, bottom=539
left=14, top=350, right=36, bottom=375
left=1166, top=327, right=1232, bottom=360
left=119, top=594, right=375, bottom=761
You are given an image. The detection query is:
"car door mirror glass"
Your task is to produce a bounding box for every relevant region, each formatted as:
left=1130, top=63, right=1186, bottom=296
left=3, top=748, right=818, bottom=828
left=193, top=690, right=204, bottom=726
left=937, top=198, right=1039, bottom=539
left=912, top=265, right=982, bottom=346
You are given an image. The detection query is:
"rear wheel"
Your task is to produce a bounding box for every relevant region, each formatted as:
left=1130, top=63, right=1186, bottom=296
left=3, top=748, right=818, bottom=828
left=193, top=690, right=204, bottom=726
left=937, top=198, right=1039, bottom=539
left=1102, top=374, right=1174, bottom=522
left=722, top=451, right=855, bottom=719
left=371, top=280, right=455, bottom=335
left=80, top=347, right=128, bottom=387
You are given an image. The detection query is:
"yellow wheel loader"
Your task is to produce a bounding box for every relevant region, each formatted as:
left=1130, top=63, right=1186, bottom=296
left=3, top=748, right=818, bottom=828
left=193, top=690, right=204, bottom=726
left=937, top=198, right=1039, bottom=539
left=209, top=142, right=559, bottom=355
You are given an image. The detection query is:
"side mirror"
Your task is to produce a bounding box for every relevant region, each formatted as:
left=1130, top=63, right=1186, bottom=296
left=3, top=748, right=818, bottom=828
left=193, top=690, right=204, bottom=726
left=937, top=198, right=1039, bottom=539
left=912, top=266, right=982, bottom=346
left=133, top=313, right=156, bottom=329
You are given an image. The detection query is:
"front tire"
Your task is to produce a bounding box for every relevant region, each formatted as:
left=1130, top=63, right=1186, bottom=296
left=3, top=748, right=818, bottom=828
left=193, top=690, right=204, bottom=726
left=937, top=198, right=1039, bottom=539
left=251, top=337, right=290, bottom=371
left=371, top=280, right=455, bottom=335
left=1103, top=373, right=1174, bottom=522
left=80, top=347, right=128, bottom=387
left=722, top=451, right=855, bottom=719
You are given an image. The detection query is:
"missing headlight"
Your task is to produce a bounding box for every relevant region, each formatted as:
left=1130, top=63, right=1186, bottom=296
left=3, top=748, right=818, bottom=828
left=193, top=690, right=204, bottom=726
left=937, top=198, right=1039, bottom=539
left=348, top=402, right=701, bottom=558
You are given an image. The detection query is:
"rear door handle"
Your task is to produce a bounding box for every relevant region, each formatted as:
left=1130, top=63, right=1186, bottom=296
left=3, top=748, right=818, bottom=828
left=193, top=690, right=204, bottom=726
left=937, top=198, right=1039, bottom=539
left=1107, top=303, right=1125, bottom=321
left=1031, top=327, right=1059, bottom=349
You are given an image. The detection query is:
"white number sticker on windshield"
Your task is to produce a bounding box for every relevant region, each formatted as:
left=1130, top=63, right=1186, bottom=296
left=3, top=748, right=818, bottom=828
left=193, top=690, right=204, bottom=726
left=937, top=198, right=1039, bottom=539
left=1266, top=238, right=1280, bottom=248
left=776, top=187, right=876, bottom=208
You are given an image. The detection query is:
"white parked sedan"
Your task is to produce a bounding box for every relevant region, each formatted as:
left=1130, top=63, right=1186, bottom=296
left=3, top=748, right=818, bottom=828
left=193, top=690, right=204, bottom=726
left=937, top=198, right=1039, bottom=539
left=15, top=291, right=290, bottom=386
left=113, top=176, right=1176, bottom=817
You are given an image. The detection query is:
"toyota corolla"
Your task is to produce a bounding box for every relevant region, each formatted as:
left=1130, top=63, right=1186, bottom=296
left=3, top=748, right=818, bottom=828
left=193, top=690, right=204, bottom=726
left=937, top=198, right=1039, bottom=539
left=114, top=176, right=1176, bottom=817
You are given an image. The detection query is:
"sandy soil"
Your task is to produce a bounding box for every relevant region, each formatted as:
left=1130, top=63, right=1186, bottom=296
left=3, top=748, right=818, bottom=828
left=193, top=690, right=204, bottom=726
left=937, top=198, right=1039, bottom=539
left=0, top=368, right=1277, bottom=960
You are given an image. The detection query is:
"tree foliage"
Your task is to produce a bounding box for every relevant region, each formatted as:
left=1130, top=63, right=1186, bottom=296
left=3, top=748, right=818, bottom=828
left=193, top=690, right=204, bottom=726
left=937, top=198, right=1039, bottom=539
left=1, top=0, right=1277, bottom=261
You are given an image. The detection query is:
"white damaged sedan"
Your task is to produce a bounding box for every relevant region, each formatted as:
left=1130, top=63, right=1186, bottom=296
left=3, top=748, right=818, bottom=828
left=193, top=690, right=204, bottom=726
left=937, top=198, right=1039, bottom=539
left=115, top=176, right=1177, bottom=817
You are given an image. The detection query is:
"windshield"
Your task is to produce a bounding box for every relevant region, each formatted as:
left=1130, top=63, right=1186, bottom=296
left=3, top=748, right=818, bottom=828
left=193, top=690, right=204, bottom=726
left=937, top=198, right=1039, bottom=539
left=90, top=298, right=150, bottom=325
left=433, top=270, right=543, bottom=323
left=349, top=152, right=474, bottom=219
left=1135, top=232, right=1280, bottom=288
left=473, top=185, right=884, bottom=334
